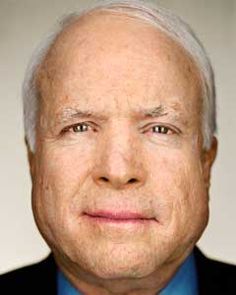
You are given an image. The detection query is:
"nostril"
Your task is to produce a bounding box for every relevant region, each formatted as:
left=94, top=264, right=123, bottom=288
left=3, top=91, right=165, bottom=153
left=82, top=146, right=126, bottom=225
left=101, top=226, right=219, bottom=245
left=128, top=178, right=137, bottom=184
left=100, top=177, right=109, bottom=182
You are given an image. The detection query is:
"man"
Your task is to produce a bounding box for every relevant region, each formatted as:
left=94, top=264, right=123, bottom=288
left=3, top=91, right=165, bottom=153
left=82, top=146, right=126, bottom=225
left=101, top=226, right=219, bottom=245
left=1, top=0, right=235, bottom=294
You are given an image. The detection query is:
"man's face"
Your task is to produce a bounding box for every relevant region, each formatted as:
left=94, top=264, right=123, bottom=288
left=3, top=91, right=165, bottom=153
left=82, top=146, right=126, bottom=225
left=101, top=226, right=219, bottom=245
left=29, top=13, right=216, bottom=280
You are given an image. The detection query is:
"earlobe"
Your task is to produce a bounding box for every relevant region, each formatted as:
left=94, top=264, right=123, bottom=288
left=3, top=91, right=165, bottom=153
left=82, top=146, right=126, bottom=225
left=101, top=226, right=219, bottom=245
left=202, top=136, right=218, bottom=187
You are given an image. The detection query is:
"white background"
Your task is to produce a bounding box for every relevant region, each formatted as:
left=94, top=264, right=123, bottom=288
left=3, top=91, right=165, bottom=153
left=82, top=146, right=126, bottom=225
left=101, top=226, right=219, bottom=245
left=0, top=0, right=235, bottom=273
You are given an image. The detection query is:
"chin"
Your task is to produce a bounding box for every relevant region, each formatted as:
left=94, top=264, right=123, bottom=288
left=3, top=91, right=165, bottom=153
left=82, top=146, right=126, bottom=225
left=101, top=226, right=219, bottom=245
left=59, top=239, right=160, bottom=279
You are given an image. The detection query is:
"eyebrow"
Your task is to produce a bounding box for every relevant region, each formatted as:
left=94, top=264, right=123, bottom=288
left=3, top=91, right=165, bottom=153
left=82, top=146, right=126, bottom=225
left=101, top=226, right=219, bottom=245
left=134, top=105, right=184, bottom=125
left=136, top=105, right=168, bottom=118
left=55, top=104, right=180, bottom=125
left=55, top=107, right=107, bottom=125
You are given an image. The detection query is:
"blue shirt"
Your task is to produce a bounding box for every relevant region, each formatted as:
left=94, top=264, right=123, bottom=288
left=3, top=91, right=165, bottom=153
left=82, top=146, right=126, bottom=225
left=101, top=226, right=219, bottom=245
left=57, top=253, right=198, bottom=295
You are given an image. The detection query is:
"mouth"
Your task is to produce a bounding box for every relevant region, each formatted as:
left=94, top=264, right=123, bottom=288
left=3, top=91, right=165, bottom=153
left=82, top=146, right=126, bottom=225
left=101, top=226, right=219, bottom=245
left=83, top=210, right=157, bottom=224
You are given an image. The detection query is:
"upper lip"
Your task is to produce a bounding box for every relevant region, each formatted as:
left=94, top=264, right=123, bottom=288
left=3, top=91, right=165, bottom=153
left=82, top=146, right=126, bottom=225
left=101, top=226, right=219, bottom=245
left=84, top=210, right=153, bottom=220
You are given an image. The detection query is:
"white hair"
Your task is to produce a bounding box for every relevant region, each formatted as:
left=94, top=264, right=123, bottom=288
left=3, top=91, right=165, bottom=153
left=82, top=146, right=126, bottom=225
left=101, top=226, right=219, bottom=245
left=22, top=0, right=216, bottom=152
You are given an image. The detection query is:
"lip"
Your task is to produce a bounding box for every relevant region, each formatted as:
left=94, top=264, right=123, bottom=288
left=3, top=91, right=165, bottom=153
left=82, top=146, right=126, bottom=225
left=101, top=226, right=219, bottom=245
left=84, top=210, right=156, bottom=223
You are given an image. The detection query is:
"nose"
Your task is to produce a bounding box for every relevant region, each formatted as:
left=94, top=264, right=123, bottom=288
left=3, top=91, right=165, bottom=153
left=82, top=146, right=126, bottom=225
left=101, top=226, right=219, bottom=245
left=92, top=127, right=147, bottom=190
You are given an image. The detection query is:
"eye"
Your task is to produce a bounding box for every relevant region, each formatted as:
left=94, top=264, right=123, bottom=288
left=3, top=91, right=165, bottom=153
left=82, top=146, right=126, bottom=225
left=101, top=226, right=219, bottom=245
left=71, top=123, right=90, bottom=133
left=151, top=125, right=172, bottom=134
left=62, top=122, right=95, bottom=135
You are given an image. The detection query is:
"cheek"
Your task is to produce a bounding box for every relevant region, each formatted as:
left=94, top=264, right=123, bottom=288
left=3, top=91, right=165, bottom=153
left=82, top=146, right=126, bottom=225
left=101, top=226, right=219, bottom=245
left=38, top=145, right=93, bottom=198
left=32, top=147, right=93, bottom=239
left=148, top=147, right=208, bottom=233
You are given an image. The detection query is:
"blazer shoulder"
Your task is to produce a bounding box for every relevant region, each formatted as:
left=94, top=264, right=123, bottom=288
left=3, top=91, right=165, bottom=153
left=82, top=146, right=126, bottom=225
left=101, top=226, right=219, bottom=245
left=0, top=254, right=57, bottom=294
left=195, top=247, right=236, bottom=295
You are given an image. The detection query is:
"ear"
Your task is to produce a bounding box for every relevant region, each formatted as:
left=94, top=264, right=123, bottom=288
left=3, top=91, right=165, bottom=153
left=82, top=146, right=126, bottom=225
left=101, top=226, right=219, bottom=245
left=202, top=136, right=218, bottom=189
left=25, top=137, right=35, bottom=182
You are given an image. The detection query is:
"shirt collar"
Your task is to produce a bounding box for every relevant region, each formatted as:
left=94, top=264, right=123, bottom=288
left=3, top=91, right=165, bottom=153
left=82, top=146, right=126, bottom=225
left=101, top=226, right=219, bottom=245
left=159, top=252, right=198, bottom=295
left=57, top=270, right=79, bottom=295
left=57, top=252, right=198, bottom=295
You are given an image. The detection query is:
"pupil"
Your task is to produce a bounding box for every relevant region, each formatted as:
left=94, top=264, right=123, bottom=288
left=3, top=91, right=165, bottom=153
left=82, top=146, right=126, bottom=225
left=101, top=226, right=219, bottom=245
left=73, top=124, right=87, bottom=132
left=154, top=126, right=168, bottom=134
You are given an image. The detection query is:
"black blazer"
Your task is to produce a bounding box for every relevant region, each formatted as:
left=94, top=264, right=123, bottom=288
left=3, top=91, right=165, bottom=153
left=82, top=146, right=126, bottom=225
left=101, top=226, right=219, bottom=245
left=0, top=248, right=235, bottom=294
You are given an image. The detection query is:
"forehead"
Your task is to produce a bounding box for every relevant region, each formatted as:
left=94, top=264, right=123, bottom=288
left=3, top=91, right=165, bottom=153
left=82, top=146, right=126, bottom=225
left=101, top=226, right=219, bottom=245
left=36, top=11, right=202, bottom=118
